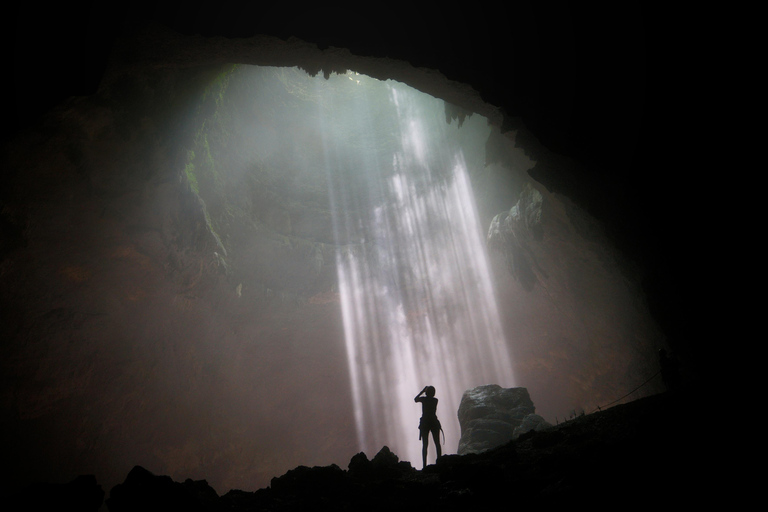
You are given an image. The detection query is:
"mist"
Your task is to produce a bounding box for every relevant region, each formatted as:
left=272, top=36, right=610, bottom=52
left=0, top=63, right=666, bottom=497
left=188, top=66, right=517, bottom=465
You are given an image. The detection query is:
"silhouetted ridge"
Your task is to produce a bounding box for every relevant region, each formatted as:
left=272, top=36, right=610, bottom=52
left=103, top=389, right=718, bottom=511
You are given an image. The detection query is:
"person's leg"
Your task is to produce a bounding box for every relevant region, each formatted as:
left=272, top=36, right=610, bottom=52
left=432, top=428, right=441, bottom=459
left=421, top=435, right=429, bottom=469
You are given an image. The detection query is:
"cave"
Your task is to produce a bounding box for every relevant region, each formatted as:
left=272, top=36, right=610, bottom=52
left=3, top=3, right=713, bottom=505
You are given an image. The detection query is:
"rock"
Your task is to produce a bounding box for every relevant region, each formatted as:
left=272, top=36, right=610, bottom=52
left=106, top=466, right=221, bottom=512
left=513, top=413, right=552, bottom=438
left=363, top=446, right=416, bottom=480
left=457, top=385, right=540, bottom=455
left=97, top=391, right=715, bottom=510
left=371, top=445, right=399, bottom=468
left=487, top=182, right=544, bottom=290
left=269, top=464, right=346, bottom=500
left=347, top=451, right=373, bottom=479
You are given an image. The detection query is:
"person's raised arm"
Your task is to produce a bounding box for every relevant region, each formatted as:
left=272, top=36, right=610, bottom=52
left=414, top=386, right=428, bottom=401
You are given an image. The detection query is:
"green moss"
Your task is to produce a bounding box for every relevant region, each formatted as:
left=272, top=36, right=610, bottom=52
left=180, top=64, right=244, bottom=252
left=184, top=150, right=199, bottom=194
left=202, top=64, right=239, bottom=104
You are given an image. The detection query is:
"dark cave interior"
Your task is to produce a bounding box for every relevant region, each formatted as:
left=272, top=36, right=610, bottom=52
left=3, top=1, right=715, bottom=505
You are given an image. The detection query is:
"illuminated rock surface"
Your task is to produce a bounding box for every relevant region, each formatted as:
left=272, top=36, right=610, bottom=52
left=457, top=385, right=551, bottom=455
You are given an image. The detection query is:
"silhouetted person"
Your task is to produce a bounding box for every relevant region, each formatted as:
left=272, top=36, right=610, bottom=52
left=659, top=348, right=681, bottom=391
left=414, top=385, right=442, bottom=468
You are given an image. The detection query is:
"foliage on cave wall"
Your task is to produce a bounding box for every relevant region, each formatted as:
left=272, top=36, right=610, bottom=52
left=175, top=65, right=358, bottom=298
left=181, top=65, right=239, bottom=244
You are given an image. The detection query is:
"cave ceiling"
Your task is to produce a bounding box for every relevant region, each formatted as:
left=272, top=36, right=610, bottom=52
left=6, top=2, right=708, bottom=364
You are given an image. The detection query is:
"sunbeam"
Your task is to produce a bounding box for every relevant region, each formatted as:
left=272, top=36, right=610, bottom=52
left=318, top=74, right=515, bottom=465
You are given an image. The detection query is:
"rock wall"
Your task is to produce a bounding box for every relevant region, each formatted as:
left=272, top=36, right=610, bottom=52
left=0, top=63, right=356, bottom=496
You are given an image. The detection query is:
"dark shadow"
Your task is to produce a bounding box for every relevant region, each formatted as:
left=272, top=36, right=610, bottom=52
left=658, top=348, right=682, bottom=392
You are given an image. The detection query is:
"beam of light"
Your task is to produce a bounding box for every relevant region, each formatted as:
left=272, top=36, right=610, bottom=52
left=318, top=73, right=515, bottom=465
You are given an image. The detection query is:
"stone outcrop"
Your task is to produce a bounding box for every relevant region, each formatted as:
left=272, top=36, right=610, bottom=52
left=457, top=385, right=551, bottom=455
left=99, top=391, right=716, bottom=511
left=513, top=413, right=551, bottom=439
left=106, top=446, right=420, bottom=512
left=106, top=466, right=221, bottom=512
left=487, top=182, right=545, bottom=291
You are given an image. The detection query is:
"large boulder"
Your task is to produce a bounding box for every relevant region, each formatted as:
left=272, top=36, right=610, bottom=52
left=457, top=385, right=551, bottom=455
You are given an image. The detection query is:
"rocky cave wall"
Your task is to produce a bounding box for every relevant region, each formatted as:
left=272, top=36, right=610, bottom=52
left=1, top=23, right=667, bottom=498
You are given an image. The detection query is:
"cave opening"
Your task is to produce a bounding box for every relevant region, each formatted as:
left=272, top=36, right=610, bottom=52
left=183, top=65, right=520, bottom=466
left=1, top=44, right=668, bottom=498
